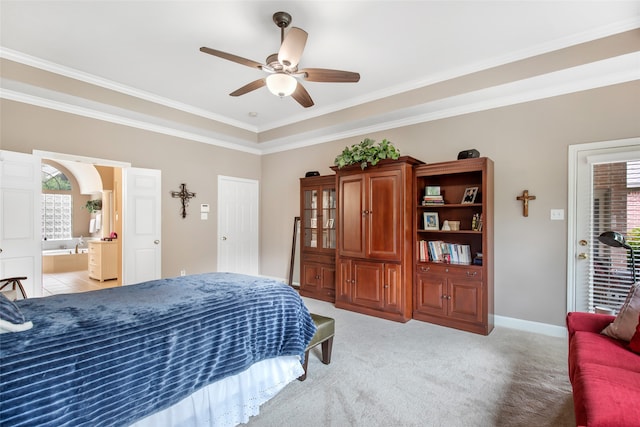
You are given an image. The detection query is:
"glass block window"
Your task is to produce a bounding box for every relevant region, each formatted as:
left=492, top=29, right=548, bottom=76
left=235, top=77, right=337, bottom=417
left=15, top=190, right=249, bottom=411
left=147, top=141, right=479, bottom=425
left=41, top=164, right=72, bottom=240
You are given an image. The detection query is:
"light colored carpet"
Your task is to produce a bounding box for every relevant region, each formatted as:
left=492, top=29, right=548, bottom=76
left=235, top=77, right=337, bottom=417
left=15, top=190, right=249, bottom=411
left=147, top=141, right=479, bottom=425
left=246, top=298, right=575, bottom=427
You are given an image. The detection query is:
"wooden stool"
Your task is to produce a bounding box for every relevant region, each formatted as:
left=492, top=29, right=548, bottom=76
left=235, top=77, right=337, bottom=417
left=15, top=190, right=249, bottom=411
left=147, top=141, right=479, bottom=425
left=0, top=277, right=28, bottom=300
left=299, top=313, right=334, bottom=381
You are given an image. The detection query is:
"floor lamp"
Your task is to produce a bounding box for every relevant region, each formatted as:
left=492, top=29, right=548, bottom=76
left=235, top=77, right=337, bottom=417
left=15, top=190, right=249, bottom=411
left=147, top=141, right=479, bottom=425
left=598, top=231, right=636, bottom=284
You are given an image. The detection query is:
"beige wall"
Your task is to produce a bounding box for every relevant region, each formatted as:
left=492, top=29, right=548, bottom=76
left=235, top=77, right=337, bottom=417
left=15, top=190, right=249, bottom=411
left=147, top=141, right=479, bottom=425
left=261, top=80, right=640, bottom=327
left=2, top=80, right=640, bottom=328
left=1, top=99, right=262, bottom=278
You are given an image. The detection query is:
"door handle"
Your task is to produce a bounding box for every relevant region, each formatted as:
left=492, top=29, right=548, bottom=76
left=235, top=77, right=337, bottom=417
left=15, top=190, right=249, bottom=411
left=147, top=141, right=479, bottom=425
left=221, top=236, right=227, bottom=241
left=578, top=253, right=588, bottom=259
left=154, top=240, right=160, bottom=245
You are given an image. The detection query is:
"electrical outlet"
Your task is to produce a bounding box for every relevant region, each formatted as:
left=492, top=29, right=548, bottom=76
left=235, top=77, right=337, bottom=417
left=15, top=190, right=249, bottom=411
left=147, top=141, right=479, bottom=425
left=180, top=269, right=186, bottom=277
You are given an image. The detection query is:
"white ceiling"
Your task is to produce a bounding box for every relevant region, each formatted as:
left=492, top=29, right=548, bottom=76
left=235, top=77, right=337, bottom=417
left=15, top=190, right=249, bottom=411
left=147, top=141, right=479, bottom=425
left=1, top=1, right=639, bottom=141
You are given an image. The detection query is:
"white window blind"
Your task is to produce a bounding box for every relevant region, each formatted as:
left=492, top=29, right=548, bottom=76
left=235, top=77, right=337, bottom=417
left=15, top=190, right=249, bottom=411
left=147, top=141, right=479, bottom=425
left=590, top=160, right=640, bottom=312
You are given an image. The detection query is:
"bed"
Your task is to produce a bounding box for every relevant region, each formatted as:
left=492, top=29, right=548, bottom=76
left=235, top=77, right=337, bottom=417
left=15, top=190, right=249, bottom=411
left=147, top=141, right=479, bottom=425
left=0, top=272, right=317, bottom=427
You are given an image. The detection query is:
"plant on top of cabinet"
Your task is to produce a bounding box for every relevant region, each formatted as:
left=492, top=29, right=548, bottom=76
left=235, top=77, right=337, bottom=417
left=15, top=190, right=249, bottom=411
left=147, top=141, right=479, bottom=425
left=334, top=138, right=400, bottom=170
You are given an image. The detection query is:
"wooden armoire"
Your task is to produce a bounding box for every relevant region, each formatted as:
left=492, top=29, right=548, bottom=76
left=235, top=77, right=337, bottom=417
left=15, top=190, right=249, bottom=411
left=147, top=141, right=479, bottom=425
left=332, top=156, right=424, bottom=322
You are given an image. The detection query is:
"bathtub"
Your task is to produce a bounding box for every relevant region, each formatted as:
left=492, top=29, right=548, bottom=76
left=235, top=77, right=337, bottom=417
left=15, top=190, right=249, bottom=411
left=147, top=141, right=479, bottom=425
left=42, top=248, right=89, bottom=273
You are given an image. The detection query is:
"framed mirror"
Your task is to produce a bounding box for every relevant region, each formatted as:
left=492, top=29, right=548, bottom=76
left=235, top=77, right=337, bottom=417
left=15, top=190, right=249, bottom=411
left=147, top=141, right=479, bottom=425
left=288, top=216, right=301, bottom=287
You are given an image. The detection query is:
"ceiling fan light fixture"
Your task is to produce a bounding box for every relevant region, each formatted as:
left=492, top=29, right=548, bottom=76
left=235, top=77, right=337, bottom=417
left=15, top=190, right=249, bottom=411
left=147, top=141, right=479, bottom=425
left=266, top=73, right=297, bottom=97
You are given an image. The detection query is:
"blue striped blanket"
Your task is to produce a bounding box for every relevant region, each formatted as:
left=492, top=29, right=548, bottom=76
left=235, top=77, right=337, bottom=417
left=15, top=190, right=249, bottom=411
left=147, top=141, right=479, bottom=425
left=0, top=272, right=316, bottom=427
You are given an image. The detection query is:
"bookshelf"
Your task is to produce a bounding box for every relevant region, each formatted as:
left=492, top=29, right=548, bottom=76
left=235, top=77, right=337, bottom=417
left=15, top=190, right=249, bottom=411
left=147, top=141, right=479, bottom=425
left=413, top=157, right=494, bottom=335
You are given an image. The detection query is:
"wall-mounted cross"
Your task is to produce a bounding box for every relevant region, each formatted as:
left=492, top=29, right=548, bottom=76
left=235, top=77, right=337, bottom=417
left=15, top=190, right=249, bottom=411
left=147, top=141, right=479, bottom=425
left=516, top=190, right=536, bottom=217
left=171, top=183, right=196, bottom=218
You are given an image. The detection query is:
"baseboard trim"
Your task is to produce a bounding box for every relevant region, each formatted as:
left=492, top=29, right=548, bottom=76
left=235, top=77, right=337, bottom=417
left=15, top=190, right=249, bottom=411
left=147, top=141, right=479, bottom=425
left=261, top=274, right=568, bottom=338
left=495, top=315, right=567, bottom=338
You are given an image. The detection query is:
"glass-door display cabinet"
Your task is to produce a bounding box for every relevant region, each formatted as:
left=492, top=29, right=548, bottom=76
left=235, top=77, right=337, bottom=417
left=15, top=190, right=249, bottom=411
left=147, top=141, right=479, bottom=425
left=299, top=174, right=336, bottom=302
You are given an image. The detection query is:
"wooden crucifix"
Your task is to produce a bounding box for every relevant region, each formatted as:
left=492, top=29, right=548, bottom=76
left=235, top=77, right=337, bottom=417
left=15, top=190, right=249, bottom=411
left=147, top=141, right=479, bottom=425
left=171, top=183, right=196, bottom=218
left=516, top=190, right=536, bottom=217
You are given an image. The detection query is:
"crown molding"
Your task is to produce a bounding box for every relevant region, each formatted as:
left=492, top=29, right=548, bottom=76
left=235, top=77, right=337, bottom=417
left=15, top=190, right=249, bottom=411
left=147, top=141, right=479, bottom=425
left=1, top=89, right=262, bottom=155
left=2, top=45, right=638, bottom=156
left=0, top=47, right=259, bottom=133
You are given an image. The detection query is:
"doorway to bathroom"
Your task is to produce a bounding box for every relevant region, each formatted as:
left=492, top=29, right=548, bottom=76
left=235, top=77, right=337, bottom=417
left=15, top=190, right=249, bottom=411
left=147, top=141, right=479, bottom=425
left=40, top=157, right=123, bottom=295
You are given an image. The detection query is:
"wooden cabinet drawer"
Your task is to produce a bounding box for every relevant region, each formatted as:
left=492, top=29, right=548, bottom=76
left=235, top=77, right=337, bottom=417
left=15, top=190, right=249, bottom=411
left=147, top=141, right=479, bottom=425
left=416, top=263, right=482, bottom=281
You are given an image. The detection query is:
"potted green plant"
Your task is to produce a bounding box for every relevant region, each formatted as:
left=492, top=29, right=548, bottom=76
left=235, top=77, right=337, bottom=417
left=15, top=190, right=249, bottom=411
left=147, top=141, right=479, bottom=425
left=334, top=138, right=400, bottom=170
left=84, top=199, right=102, bottom=213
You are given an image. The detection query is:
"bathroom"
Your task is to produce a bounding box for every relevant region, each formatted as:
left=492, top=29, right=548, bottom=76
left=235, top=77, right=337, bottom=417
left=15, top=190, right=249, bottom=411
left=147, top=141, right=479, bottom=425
left=41, top=159, right=122, bottom=294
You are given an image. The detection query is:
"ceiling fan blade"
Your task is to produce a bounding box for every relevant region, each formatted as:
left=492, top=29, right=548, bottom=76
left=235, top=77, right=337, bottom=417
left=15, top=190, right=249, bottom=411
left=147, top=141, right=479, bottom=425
left=229, top=79, right=266, bottom=97
left=278, top=27, right=308, bottom=68
left=291, top=82, right=314, bottom=108
left=200, top=47, right=264, bottom=70
left=300, top=68, right=360, bottom=83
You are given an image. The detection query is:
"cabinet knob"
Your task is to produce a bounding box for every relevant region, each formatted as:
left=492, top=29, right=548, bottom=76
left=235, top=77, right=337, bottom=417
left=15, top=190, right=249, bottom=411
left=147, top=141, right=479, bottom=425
left=362, top=210, right=368, bottom=216
left=384, top=285, right=389, bottom=288
left=316, top=275, right=320, bottom=280
left=466, top=271, right=478, bottom=277
left=351, top=279, right=356, bottom=284
left=420, top=266, right=430, bottom=272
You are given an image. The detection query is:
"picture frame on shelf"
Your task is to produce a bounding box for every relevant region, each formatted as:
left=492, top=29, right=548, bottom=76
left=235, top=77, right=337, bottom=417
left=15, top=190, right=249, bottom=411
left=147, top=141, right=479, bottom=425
left=310, top=218, right=317, bottom=228
left=326, top=218, right=334, bottom=228
left=423, top=212, right=439, bottom=230
left=461, top=187, right=478, bottom=204
left=425, top=186, right=440, bottom=196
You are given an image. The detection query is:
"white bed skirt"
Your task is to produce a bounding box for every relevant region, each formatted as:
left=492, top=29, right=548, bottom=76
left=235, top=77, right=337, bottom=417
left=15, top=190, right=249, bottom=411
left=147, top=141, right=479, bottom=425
left=131, top=356, right=303, bottom=427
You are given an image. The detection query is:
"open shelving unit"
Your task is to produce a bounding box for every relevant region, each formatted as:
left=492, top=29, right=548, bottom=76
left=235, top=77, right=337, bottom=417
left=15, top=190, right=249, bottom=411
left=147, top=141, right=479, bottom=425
left=413, top=157, right=494, bottom=335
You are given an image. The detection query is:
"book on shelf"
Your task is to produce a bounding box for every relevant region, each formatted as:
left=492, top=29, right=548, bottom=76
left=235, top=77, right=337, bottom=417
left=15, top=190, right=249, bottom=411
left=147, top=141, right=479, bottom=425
left=419, top=240, right=472, bottom=264
left=422, top=195, right=444, bottom=205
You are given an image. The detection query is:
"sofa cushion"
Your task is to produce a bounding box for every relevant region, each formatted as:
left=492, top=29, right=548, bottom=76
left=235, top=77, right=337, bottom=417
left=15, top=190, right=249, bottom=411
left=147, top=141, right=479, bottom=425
left=569, top=331, right=640, bottom=381
left=571, top=363, right=640, bottom=427
left=602, top=282, right=640, bottom=341
left=630, top=313, right=640, bottom=354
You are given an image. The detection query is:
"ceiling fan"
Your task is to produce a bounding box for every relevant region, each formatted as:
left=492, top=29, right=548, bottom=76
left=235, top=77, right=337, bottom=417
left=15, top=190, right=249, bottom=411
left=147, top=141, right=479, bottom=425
left=200, top=11, right=360, bottom=108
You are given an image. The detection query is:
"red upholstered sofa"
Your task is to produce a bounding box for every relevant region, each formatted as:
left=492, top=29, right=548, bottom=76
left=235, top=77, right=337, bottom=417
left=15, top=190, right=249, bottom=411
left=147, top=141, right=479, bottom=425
left=566, top=311, right=640, bottom=426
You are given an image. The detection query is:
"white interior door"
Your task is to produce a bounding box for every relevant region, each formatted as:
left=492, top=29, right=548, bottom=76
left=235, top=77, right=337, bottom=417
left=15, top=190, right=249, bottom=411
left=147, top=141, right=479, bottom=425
left=217, top=176, right=259, bottom=275
left=123, top=167, right=161, bottom=285
left=0, top=150, right=42, bottom=298
left=568, top=138, right=640, bottom=312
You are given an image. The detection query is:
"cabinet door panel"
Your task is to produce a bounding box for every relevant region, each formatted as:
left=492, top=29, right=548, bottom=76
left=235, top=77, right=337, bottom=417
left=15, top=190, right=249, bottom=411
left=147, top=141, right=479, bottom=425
left=321, top=264, right=336, bottom=293
left=367, top=171, right=401, bottom=260
left=337, top=258, right=352, bottom=302
left=449, top=278, right=483, bottom=324
left=415, top=272, right=447, bottom=316
left=384, top=263, right=402, bottom=313
left=302, top=264, right=321, bottom=291
left=339, top=176, right=365, bottom=257
left=352, top=261, right=384, bottom=309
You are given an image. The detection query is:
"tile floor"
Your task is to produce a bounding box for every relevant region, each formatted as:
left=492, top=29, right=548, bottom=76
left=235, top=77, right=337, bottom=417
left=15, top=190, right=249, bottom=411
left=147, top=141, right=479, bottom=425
left=42, top=270, right=121, bottom=296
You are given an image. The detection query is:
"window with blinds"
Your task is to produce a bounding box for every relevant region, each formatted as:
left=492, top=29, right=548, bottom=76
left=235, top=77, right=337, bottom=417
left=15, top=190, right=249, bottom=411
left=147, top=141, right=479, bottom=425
left=590, top=160, right=640, bottom=313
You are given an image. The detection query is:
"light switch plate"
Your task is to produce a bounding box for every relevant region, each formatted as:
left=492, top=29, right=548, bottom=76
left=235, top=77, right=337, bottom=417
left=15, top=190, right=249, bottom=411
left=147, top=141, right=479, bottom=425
left=201, top=204, right=210, bottom=213
left=550, top=209, right=564, bottom=220
left=201, top=212, right=208, bottom=220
